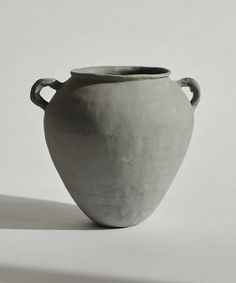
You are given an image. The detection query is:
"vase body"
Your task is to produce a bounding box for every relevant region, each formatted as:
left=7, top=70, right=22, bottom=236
left=31, top=66, right=200, bottom=227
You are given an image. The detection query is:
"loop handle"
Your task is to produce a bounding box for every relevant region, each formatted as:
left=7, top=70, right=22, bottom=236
left=30, top=78, right=63, bottom=110
left=177, top=77, right=200, bottom=110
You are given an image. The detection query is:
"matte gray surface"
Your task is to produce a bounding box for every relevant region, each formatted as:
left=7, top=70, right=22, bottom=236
left=31, top=66, right=200, bottom=227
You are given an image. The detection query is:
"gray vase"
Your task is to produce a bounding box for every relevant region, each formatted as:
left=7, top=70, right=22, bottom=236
left=30, top=66, right=200, bottom=228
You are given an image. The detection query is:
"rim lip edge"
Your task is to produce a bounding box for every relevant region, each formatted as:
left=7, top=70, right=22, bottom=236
left=71, top=66, right=171, bottom=79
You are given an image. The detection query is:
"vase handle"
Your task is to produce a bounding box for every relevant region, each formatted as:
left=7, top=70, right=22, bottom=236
left=177, top=77, right=200, bottom=110
left=30, top=78, right=63, bottom=110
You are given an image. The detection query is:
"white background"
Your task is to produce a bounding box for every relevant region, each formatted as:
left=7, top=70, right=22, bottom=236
left=0, top=0, right=235, bottom=282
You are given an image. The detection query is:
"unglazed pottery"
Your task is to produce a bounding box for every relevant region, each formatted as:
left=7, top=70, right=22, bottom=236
left=30, top=66, right=200, bottom=227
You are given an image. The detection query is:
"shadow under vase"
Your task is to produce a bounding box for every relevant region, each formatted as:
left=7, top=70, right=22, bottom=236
left=0, top=194, right=109, bottom=230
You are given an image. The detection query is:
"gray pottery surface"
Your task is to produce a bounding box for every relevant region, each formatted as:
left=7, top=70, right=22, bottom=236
left=30, top=66, right=200, bottom=227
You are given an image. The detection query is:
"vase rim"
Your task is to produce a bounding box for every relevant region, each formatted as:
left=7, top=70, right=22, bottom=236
left=71, top=66, right=171, bottom=79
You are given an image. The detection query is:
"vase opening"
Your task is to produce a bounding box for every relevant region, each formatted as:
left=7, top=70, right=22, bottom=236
left=71, top=66, right=170, bottom=79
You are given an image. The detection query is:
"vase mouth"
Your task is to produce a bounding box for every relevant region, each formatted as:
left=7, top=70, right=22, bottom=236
left=71, top=66, right=171, bottom=79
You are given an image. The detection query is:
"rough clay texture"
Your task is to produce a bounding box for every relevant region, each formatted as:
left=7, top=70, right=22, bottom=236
left=44, top=75, right=194, bottom=227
